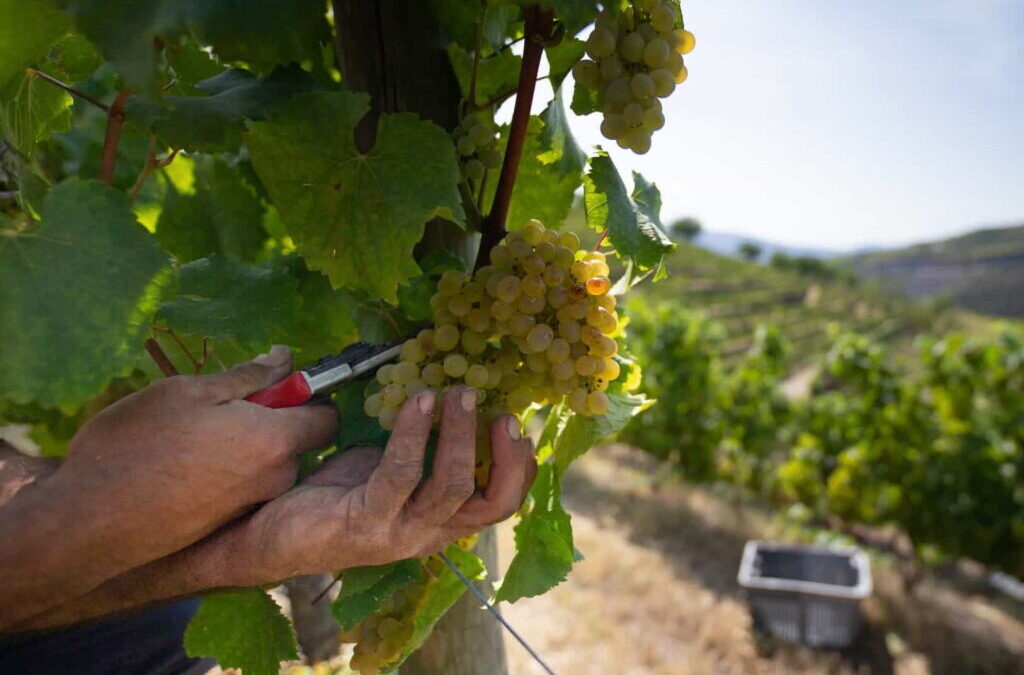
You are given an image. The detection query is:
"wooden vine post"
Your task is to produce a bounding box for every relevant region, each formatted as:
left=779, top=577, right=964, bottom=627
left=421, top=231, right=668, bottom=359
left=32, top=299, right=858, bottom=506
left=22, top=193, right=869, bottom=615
left=330, top=1, right=548, bottom=672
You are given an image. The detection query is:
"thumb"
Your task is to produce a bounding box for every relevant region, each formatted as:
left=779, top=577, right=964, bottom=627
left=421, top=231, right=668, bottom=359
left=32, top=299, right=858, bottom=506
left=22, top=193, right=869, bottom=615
left=201, top=345, right=293, bottom=402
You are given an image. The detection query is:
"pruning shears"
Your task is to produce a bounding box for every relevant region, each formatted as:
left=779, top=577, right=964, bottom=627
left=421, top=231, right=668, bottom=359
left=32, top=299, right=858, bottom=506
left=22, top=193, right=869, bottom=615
left=244, top=339, right=404, bottom=408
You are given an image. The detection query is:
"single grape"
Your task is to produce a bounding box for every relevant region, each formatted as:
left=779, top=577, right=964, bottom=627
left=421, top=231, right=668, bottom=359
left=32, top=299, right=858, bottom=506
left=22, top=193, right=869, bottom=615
left=651, top=4, right=676, bottom=32
left=466, top=307, right=491, bottom=333
left=490, top=299, right=516, bottom=321
left=490, top=244, right=511, bottom=267
left=480, top=149, right=502, bottom=170
left=547, top=286, right=570, bottom=309
left=547, top=338, right=571, bottom=364
left=571, top=260, right=597, bottom=282
left=554, top=245, right=576, bottom=268
left=449, top=295, right=471, bottom=317
left=465, top=364, right=490, bottom=388
left=523, top=218, right=546, bottom=244
left=619, top=31, right=645, bottom=62
left=543, top=264, right=567, bottom=287
left=462, top=281, right=485, bottom=303
left=523, top=254, right=546, bottom=275
left=575, top=355, right=598, bottom=376
left=461, top=330, right=488, bottom=355
left=434, top=307, right=458, bottom=325
left=676, top=28, right=696, bottom=54
left=363, top=393, right=383, bottom=417
left=558, top=320, right=582, bottom=342
left=376, top=363, right=395, bottom=385
left=542, top=229, right=560, bottom=245
left=626, top=127, right=652, bottom=154
left=535, top=240, right=556, bottom=262
left=630, top=72, right=655, bottom=99
left=590, top=334, right=618, bottom=358
left=651, top=68, right=675, bottom=97
left=510, top=313, right=535, bottom=337
left=604, top=77, right=633, bottom=107
left=508, top=240, right=532, bottom=260
left=569, top=388, right=590, bottom=414
left=465, top=158, right=485, bottom=181
left=400, top=338, right=425, bottom=363
left=622, top=102, right=643, bottom=127
left=507, top=385, right=534, bottom=411
left=526, top=323, right=555, bottom=353
left=486, top=364, right=503, bottom=388
left=526, top=351, right=548, bottom=373
left=586, top=276, right=612, bottom=295
left=572, top=59, right=601, bottom=89
left=588, top=390, right=610, bottom=415
left=643, top=37, right=670, bottom=67
left=443, top=353, right=469, bottom=378
left=435, top=323, right=461, bottom=351
left=419, top=364, right=444, bottom=385
left=381, top=383, right=405, bottom=407
left=599, top=357, right=621, bottom=381
left=469, top=123, right=494, bottom=146
left=586, top=27, right=617, bottom=59
left=518, top=294, right=545, bottom=314
left=641, top=106, right=665, bottom=131
left=675, top=63, right=688, bottom=84
left=392, top=361, right=420, bottom=385
left=405, top=378, right=428, bottom=396
left=495, top=275, right=521, bottom=303
left=600, top=113, right=626, bottom=140
left=599, top=55, right=624, bottom=80
left=522, top=274, right=547, bottom=298
left=456, top=135, right=476, bottom=156
left=417, top=328, right=437, bottom=355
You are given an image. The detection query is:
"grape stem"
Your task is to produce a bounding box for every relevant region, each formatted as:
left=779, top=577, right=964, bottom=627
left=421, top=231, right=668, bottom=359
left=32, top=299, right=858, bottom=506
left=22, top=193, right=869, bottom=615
left=475, top=5, right=554, bottom=270
left=129, top=136, right=180, bottom=202
left=98, top=88, right=132, bottom=185
left=144, top=337, right=179, bottom=377
left=27, top=69, right=111, bottom=112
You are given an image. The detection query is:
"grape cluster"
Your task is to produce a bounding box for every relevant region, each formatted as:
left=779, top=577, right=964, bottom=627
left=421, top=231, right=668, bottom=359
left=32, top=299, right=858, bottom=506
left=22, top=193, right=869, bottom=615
left=572, top=1, right=695, bottom=154
left=364, top=218, right=622, bottom=435
left=341, top=561, right=436, bottom=675
left=453, top=112, right=501, bottom=183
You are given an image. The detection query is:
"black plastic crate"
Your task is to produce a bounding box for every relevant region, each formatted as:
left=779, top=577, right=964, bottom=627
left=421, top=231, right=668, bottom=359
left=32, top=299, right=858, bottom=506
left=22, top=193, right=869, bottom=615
left=737, top=540, right=872, bottom=648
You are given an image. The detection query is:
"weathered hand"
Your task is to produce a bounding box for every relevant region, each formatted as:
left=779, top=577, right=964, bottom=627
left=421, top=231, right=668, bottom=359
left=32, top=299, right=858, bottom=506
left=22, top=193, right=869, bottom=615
left=211, top=387, right=536, bottom=584
left=50, top=346, right=338, bottom=571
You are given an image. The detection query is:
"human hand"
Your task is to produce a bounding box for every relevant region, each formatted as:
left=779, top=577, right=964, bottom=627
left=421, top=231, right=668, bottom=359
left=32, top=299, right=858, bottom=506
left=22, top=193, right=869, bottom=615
left=204, top=387, right=536, bottom=584
left=50, top=346, right=338, bottom=572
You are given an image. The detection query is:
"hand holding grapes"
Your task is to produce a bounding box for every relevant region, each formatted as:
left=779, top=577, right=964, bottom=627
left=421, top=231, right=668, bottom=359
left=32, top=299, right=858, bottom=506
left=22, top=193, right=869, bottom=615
left=199, top=387, right=536, bottom=585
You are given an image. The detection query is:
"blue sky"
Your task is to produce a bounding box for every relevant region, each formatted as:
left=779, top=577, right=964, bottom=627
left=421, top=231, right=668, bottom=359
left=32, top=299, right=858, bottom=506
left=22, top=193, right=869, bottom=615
left=550, top=0, right=1024, bottom=250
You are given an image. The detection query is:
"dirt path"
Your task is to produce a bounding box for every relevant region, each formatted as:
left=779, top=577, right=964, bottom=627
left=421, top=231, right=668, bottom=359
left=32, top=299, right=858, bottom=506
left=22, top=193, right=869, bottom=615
left=497, top=445, right=1024, bottom=675
left=781, top=364, right=818, bottom=400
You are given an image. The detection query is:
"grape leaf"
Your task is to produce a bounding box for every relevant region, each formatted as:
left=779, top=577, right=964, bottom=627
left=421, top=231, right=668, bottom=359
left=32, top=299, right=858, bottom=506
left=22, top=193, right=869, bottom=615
left=127, top=65, right=316, bottom=153
left=545, top=37, right=585, bottom=91
left=57, top=0, right=329, bottom=95
left=447, top=44, right=521, bottom=107
left=1, top=75, right=72, bottom=157
left=184, top=588, right=297, bottom=675
left=570, top=75, right=600, bottom=115
left=186, top=0, right=330, bottom=72
left=495, top=464, right=575, bottom=603
left=165, top=39, right=224, bottom=97
left=0, top=179, right=171, bottom=413
left=44, top=32, right=103, bottom=83
left=287, top=260, right=359, bottom=362
left=401, top=546, right=486, bottom=660
left=0, top=0, right=70, bottom=93
left=430, top=0, right=519, bottom=52
left=553, top=391, right=653, bottom=475
left=158, top=256, right=301, bottom=350
left=504, top=117, right=580, bottom=230
left=539, top=89, right=586, bottom=174
left=155, top=156, right=266, bottom=262
left=332, top=560, right=425, bottom=631
left=544, top=0, right=602, bottom=35
left=583, top=151, right=676, bottom=273
left=246, top=90, right=465, bottom=302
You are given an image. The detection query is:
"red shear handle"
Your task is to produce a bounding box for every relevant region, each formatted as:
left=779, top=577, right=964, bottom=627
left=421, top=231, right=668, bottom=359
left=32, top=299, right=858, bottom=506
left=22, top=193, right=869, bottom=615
left=244, top=372, right=313, bottom=408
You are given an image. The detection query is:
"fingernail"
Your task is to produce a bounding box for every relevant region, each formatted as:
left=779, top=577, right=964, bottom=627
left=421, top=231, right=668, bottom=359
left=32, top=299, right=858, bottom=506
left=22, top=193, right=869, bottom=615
left=417, top=390, right=436, bottom=414
left=506, top=416, right=522, bottom=440
left=255, top=344, right=289, bottom=366
left=460, top=388, right=477, bottom=412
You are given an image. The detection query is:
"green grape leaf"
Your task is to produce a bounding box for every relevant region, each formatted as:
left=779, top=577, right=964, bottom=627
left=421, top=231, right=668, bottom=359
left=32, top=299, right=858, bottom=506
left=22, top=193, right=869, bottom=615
left=57, top=0, right=328, bottom=95
left=334, top=379, right=390, bottom=451
left=495, top=464, right=575, bottom=603
left=332, top=560, right=425, bottom=631
left=44, top=32, right=103, bottom=83
left=447, top=44, right=521, bottom=107
left=401, top=546, right=486, bottom=661
left=184, top=588, right=298, bottom=675
left=158, top=256, right=301, bottom=349
left=165, top=39, right=224, bottom=97
left=545, top=37, right=585, bottom=91
left=430, top=0, right=519, bottom=52
left=1, top=71, right=73, bottom=157
left=287, top=261, right=359, bottom=362
left=155, top=156, right=266, bottom=263
left=0, top=0, right=70, bottom=93
left=554, top=391, right=652, bottom=475
left=186, top=0, right=330, bottom=72
left=570, top=76, right=600, bottom=115
left=545, top=0, right=602, bottom=35
left=504, top=117, right=580, bottom=230
left=397, top=276, right=437, bottom=322
left=539, top=89, right=586, bottom=175
left=0, top=179, right=170, bottom=413
left=127, top=65, right=316, bottom=153
left=247, top=90, right=465, bottom=302
left=584, top=151, right=676, bottom=274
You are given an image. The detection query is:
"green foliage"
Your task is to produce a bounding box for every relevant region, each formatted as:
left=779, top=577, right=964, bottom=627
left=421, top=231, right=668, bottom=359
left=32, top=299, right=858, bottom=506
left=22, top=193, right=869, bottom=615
left=0, top=179, right=171, bottom=413
left=0, top=0, right=70, bottom=93
left=246, top=90, right=465, bottom=302
left=447, top=43, right=521, bottom=107
left=332, top=560, right=425, bottom=631
left=184, top=588, right=298, bottom=675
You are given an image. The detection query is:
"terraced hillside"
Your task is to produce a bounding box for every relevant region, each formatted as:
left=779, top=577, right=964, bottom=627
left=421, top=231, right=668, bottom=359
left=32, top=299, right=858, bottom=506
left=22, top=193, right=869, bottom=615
left=847, top=224, right=1024, bottom=318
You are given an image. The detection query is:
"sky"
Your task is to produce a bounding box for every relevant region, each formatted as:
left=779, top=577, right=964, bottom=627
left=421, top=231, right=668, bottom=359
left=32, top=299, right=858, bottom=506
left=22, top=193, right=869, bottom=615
left=537, top=0, right=1024, bottom=251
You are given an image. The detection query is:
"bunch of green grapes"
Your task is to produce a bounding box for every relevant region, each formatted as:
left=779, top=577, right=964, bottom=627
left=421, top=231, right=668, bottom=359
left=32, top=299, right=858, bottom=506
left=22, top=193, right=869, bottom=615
left=572, top=0, right=695, bottom=154
left=364, top=218, right=622, bottom=433
left=453, top=112, right=501, bottom=183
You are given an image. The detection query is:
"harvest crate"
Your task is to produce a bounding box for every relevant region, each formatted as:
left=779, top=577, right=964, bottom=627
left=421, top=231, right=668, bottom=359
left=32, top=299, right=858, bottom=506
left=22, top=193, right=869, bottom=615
left=737, top=540, right=872, bottom=648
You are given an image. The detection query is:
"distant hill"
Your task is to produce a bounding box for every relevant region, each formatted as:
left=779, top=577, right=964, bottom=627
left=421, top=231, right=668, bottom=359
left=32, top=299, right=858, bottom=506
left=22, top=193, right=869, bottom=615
left=693, top=230, right=862, bottom=261
left=847, top=224, right=1024, bottom=318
